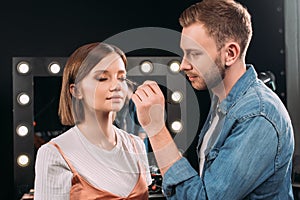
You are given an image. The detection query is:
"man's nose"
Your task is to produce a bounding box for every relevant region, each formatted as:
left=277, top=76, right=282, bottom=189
left=180, top=57, right=192, bottom=71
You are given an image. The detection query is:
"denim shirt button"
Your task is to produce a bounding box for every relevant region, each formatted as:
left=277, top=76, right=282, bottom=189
left=163, top=191, right=170, bottom=196
left=162, top=188, right=174, bottom=197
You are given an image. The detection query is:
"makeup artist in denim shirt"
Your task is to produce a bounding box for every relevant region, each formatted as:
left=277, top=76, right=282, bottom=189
left=132, top=0, right=295, bottom=199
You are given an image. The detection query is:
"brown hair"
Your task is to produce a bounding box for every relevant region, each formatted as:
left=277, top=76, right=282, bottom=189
left=58, top=42, right=127, bottom=125
left=179, top=0, right=252, bottom=59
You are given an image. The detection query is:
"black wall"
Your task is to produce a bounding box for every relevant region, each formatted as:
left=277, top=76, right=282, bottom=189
left=1, top=0, right=286, bottom=199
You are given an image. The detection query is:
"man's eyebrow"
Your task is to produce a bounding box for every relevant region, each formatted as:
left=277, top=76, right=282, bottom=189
left=184, top=49, right=204, bottom=54
left=185, top=48, right=202, bottom=52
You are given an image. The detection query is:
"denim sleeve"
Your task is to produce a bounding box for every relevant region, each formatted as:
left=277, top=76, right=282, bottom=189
left=162, top=157, right=207, bottom=200
left=162, top=116, right=278, bottom=199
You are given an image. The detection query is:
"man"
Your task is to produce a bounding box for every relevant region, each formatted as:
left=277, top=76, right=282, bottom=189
left=132, top=0, right=295, bottom=199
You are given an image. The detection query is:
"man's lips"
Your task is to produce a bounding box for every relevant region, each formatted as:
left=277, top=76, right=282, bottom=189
left=187, top=75, right=198, bottom=81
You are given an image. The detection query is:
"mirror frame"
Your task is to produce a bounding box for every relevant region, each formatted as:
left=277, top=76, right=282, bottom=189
left=12, top=56, right=188, bottom=198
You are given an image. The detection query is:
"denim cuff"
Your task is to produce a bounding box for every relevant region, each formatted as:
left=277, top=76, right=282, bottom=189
left=162, top=157, right=198, bottom=197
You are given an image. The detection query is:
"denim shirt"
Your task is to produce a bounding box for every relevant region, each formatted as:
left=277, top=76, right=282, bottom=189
left=162, top=65, right=295, bottom=199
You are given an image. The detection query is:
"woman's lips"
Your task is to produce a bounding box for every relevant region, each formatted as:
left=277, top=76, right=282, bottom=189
left=106, top=96, right=123, bottom=102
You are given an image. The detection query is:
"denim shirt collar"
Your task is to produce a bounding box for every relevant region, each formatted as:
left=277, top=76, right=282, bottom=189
left=218, top=64, right=257, bottom=114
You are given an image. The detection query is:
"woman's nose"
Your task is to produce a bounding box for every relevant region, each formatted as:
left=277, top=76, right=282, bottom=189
left=109, top=78, right=122, bottom=91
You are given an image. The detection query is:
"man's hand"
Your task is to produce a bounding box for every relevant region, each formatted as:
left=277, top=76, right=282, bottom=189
left=132, top=80, right=182, bottom=174
left=131, top=80, right=166, bottom=137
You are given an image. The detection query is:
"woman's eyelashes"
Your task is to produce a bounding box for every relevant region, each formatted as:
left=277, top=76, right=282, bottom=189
left=96, top=77, right=107, bottom=81
left=118, top=77, right=126, bottom=81
left=96, top=76, right=127, bottom=82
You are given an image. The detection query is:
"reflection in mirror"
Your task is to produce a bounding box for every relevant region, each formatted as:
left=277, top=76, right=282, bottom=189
left=33, top=77, right=71, bottom=158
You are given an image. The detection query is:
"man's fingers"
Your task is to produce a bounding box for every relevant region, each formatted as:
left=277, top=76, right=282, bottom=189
left=136, top=81, right=163, bottom=96
left=131, top=93, right=141, bottom=104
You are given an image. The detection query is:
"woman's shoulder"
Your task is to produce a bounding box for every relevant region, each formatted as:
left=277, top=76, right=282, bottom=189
left=51, top=126, right=77, bottom=143
left=37, top=126, right=78, bottom=153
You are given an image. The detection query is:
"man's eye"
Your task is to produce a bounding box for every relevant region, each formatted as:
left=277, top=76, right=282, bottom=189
left=189, top=52, right=201, bottom=57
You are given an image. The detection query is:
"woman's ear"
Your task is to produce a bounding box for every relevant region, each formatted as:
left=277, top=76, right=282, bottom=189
left=70, top=84, right=83, bottom=99
left=225, top=42, right=240, bottom=66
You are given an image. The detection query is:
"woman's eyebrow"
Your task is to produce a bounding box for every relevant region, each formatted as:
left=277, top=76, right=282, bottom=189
left=117, top=70, right=126, bottom=74
left=93, top=70, right=106, bottom=74
left=92, top=70, right=126, bottom=74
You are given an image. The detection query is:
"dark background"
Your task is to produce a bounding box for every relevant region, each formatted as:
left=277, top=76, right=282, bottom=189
left=1, top=0, right=287, bottom=199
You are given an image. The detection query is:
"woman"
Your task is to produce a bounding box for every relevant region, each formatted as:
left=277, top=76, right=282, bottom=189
left=34, top=42, right=152, bottom=200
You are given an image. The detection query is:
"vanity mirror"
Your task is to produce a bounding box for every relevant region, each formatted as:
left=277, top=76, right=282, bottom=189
left=12, top=56, right=198, bottom=199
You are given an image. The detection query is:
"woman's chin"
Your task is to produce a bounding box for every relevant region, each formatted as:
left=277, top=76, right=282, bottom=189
left=111, top=104, right=124, bottom=111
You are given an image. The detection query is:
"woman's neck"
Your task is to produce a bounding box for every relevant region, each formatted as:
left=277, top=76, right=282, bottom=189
left=77, top=111, right=117, bottom=150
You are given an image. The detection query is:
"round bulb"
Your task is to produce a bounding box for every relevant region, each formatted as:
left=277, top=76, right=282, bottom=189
left=171, top=91, right=183, bottom=103
left=17, top=154, right=30, bottom=167
left=17, top=93, right=30, bottom=105
left=171, top=120, right=183, bottom=133
left=17, top=62, right=30, bottom=74
left=16, top=125, right=29, bottom=137
left=140, top=61, right=153, bottom=73
left=49, top=63, right=61, bottom=74
left=169, top=61, right=180, bottom=73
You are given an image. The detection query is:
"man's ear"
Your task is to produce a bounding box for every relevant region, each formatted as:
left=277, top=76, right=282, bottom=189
left=225, top=42, right=240, bottom=66
left=70, top=84, right=83, bottom=99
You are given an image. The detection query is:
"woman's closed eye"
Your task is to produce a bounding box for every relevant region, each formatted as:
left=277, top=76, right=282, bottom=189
left=96, top=77, right=107, bottom=81
left=118, top=77, right=126, bottom=82
left=96, top=77, right=126, bottom=82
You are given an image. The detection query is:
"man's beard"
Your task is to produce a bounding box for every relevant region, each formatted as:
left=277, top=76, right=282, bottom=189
left=204, top=54, right=226, bottom=89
